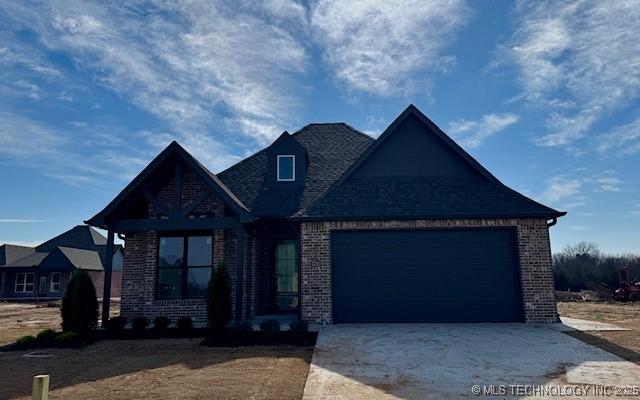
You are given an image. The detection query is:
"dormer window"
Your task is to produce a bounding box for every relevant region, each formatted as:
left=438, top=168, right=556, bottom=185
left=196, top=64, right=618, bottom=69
left=277, top=155, right=295, bottom=181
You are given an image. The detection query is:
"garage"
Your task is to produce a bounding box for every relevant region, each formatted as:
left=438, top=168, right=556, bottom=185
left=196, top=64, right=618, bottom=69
left=331, top=228, right=523, bottom=323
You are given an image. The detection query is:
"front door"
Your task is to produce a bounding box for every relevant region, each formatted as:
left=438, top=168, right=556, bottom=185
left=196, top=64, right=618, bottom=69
left=274, top=240, right=298, bottom=312
left=38, top=276, right=48, bottom=296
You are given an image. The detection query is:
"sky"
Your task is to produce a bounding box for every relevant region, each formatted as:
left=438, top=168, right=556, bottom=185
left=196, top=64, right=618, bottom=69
left=0, top=0, right=639, bottom=254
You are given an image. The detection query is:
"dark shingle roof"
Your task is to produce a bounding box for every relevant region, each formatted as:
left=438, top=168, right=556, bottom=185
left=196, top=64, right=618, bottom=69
left=58, top=247, right=104, bottom=271
left=36, top=225, right=106, bottom=253
left=2, top=252, right=48, bottom=268
left=0, top=244, right=36, bottom=266
left=295, top=176, right=564, bottom=219
left=218, top=123, right=373, bottom=217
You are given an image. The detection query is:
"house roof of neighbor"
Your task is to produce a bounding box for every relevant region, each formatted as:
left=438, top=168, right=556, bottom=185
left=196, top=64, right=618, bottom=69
left=0, top=244, right=36, bottom=266
left=1, top=225, right=121, bottom=271
left=57, top=247, right=104, bottom=271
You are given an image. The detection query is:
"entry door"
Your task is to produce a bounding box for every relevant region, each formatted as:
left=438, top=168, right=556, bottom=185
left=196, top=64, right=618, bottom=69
left=38, top=276, right=48, bottom=295
left=275, top=241, right=298, bottom=312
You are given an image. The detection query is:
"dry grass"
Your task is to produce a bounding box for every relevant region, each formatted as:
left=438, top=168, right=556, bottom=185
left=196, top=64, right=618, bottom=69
left=0, top=301, right=120, bottom=346
left=557, top=301, right=640, bottom=363
left=0, top=339, right=313, bottom=400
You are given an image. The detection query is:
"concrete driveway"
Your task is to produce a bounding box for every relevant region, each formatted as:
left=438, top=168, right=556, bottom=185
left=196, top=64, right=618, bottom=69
left=303, top=324, right=640, bottom=399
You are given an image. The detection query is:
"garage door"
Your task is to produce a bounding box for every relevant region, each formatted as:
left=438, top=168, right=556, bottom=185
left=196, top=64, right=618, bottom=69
left=331, top=229, right=522, bottom=323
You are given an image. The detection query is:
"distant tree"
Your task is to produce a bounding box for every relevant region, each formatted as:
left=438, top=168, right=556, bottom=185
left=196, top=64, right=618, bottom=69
left=207, top=262, right=232, bottom=332
left=61, top=270, right=99, bottom=338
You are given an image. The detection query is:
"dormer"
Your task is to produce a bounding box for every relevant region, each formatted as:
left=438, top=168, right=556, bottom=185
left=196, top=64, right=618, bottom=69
left=266, top=131, right=307, bottom=187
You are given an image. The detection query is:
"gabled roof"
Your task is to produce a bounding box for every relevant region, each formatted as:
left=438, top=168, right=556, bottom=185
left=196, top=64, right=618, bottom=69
left=86, top=141, right=251, bottom=228
left=295, top=105, right=565, bottom=220
left=36, top=225, right=106, bottom=253
left=218, top=123, right=373, bottom=217
left=0, top=244, right=36, bottom=266
left=57, top=247, right=104, bottom=271
left=2, top=252, right=48, bottom=268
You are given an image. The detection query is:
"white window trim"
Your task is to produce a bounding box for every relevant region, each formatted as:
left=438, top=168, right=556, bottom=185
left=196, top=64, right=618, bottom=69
left=50, top=272, right=61, bottom=293
left=277, top=155, right=296, bottom=181
left=15, top=272, right=34, bottom=293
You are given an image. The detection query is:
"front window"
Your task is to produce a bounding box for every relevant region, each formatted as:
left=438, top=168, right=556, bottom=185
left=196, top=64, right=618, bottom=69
left=277, top=155, right=295, bottom=181
left=50, top=272, right=61, bottom=292
left=158, top=235, right=213, bottom=299
left=15, top=273, right=34, bottom=293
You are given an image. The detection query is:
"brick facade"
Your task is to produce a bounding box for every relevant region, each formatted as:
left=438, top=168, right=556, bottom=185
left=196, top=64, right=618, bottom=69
left=120, top=168, right=243, bottom=327
left=300, top=218, right=558, bottom=324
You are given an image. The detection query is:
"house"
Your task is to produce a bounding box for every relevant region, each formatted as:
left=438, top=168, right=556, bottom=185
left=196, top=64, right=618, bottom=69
left=0, top=225, right=123, bottom=300
left=86, top=105, right=565, bottom=326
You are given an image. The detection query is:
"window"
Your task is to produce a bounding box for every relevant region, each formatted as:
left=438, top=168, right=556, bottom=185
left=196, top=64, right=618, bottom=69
left=277, top=155, right=295, bottom=181
left=15, top=273, right=34, bottom=293
left=157, top=235, right=213, bottom=299
left=50, top=272, right=61, bottom=293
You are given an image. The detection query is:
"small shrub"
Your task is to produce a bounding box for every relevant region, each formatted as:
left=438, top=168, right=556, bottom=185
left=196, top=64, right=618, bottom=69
left=61, top=270, right=99, bottom=338
left=16, top=335, right=36, bottom=346
left=106, top=316, right=127, bottom=333
left=154, top=316, right=171, bottom=332
left=176, top=316, right=193, bottom=331
left=132, top=316, right=148, bottom=334
left=208, top=263, right=232, bottom=332
left=35, top=329, right=57, bottom=345
left=289, top=320, right=308, bottom=335
left=54, top=331, right=81, bottom=347
left=259, top=319, right=280, bottom=335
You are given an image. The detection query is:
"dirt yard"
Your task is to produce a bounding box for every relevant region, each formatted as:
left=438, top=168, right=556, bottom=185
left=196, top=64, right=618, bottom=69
left=0, top=338, right=312, bottom=400
left=557, top=301, right=640, bottom=363
left=0, top=301, right=120, bottom=346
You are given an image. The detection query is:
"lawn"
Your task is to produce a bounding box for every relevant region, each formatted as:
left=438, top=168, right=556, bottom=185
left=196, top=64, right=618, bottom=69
left=0, top=338, right=313, bottom=400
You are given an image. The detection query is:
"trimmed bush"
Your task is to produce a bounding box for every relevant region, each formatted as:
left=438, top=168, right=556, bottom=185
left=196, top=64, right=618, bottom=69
left=132, top=316, right=148, bottom=334
left=176, top=316, right=193, bottom=331
left=231, top=320, right=253, bottom=336
left=106, top=316, right=127, bottom=333
left=154, top=316, right=171, bottom=332
left=54, top=331, right=81, bottom=347
left=35, top=329, right=57, bottom=346
left=259, top=319, right=280, bottom=335
left=61, top=270, right=99, bottom=338
left=208, top=263, right=232, bottom=332
left=289, top=320, right=308, bottom=335
left=16, top=335, right=36, bottom=346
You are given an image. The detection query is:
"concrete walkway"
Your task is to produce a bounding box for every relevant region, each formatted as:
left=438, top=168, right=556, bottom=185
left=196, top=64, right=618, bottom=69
left=303, top=324, right=640, bottom=399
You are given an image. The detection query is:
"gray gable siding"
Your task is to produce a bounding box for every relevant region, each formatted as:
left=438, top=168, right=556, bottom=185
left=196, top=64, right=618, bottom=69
left=352, top=113, right=486, bottom=180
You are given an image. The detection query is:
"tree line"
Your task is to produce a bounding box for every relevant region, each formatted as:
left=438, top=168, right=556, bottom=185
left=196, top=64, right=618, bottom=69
left=553, top=241, right=640, bottom=291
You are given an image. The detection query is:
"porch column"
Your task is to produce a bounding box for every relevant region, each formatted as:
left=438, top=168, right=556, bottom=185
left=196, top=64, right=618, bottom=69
left=235, top=225, right=245, bottom=321
left=101, top=228, right=114, bottom=327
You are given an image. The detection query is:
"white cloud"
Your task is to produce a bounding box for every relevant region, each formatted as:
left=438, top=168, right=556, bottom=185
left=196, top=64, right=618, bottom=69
left=541, top=177, right=582, bottom=203
left=597, top=116, right=640, bottom=156
left=0, top=1, right=309, bottom=149
left=448, top=113, right=519, bottom=148
left=0, top=112, right=66, bottom=156
left=310, top=0, right=469, bottom=96
left=596, top=176, right=622, bottom=192
left=505, top=1, right=640, bottom=146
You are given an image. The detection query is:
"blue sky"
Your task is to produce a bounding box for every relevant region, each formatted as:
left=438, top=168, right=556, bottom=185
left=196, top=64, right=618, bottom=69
left=1, top=0, right=639, bottom=254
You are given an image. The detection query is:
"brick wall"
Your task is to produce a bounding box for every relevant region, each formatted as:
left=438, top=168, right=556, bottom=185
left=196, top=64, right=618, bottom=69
left=120, top=167, right=242, bottom=327
left=300, top=218, right=558, bottom=324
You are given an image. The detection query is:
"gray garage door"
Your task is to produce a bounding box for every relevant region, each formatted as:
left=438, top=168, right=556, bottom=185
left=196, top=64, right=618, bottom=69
left=331, top=229, right=522, bottom=323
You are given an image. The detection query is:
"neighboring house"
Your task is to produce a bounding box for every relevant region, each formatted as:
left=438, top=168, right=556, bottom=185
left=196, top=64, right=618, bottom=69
left=0, top=225, right=123, bottom=300
left=87, top=105, right=565, bottom=326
